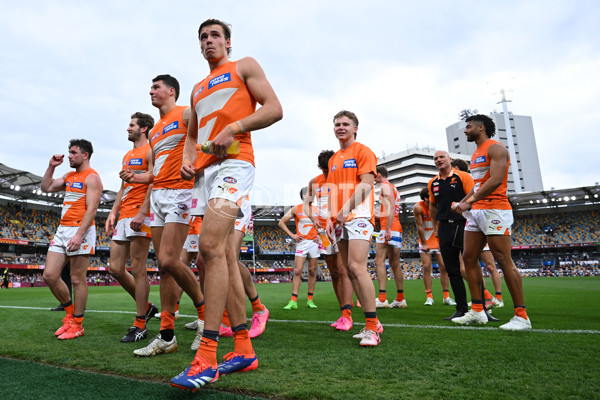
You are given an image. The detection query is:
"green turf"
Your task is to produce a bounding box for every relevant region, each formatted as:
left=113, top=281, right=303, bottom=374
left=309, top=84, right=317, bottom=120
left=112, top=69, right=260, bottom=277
left=0, top=277, right=599, bottom=399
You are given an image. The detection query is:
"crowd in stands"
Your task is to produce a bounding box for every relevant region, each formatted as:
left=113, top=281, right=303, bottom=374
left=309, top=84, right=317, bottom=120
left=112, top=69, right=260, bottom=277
left=1, top=203, right=599, bottom=285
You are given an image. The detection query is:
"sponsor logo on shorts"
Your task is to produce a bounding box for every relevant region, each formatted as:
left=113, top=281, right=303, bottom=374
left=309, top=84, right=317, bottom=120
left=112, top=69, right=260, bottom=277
left=208, top=73, right=231, bottom=89
left=496, top=226, right=503, bottom=231
left=357, top=222, right=367, bottom=228
left=223, top=176, right=237, bottom=184
left=129, top=158, right=143, bottom=166
left=163, top=121, right=179, bottom=134
left=491, top=219, right=500, bottom=224
left=343, top=159, right=357, bottom=168
left=228, top=187, right=238, bottom=194
left=474, top=155, right=486, bottom=164
left=191, top=199, right=198, bottom=208
left=71, top=182, right=83, bottom=190
left=178, top=204, right=188, bottom=210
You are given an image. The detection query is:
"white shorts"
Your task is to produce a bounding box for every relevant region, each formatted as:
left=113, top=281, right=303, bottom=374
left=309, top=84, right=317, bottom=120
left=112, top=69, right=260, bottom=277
left=295, top=239, right=320, bottom=258
left=191, top=159, right=254, bottom=216
left=319, top=239, right=339, bottom=255
left=335, top=218, right=374, bottom=242
left=150, top=189, right=193, bottom=227
left=465, top=209, right=513, bottom=236
left=419, top=245, right=441, bottom=254
left=49, top=225, right=96, bottom=256
left=375, top=230, right=402, bottom=248
left=234, top=194, right=252, bottom=233
left=112, top=217, right=151, bottom=241
left=183, top=234, right=200, bottom=252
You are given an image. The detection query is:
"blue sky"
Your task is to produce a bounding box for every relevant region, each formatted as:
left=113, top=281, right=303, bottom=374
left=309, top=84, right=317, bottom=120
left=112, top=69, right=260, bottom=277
left=1, top=0, right=598, bottom=205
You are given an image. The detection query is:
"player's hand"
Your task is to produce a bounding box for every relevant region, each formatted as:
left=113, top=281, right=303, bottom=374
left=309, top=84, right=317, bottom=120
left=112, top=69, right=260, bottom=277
left=49, top=154, right=64, bottom=167
left=211, top=125, right=236, bottom=159
left=66, top=233, right=83, bottom=252
left=291, top=233, right=302, bottom=242
left=130, top=213, right=145, bottom=231
left=105, top=213, right=116, bottom=236
left=119, top=167, right=135, bottom=183
left=309, top=215, right=322, bottom=229
left=452, top=201, right=471, bottom=214
left=180, top=162, right=196, bottom=180
left=421, top=244, right=430, bottom=253
left=384, top=230, right=392, bottom=241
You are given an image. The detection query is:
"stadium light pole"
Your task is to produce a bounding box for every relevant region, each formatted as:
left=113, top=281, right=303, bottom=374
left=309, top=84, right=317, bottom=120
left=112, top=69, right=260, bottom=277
left=497, top=88, right=522, bottom=193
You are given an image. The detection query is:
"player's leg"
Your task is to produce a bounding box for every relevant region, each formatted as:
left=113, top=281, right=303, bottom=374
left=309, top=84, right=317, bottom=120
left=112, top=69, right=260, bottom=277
left=306, top=255, right=318, bottom=308
left=436, top=252, right=454, bottom=305
left=420, top=252, right=433, bottom=303
left=285, top=254, right=306, bottom=309
left=108, top=240, right=135, bottom=299
left=374, top=242, right=389, bottom=307
left=388, top=246, right=406, bottom=308
left=481, top=249, right=503, bottom=307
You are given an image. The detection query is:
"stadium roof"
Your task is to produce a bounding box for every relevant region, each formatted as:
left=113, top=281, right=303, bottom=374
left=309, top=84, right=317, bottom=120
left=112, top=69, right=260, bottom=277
left=0, top=162, right=598, bottom=214
left=0, top=163, right=116, bottom=208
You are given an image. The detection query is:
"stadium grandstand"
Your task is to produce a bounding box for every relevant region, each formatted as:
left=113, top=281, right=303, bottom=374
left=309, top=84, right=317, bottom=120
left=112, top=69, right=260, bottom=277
left=1, top=162, right=599, bottom=288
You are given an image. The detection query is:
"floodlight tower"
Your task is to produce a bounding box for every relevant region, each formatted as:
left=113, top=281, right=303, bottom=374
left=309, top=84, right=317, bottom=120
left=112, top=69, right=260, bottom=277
left=497, top=89, right=522, bottom=193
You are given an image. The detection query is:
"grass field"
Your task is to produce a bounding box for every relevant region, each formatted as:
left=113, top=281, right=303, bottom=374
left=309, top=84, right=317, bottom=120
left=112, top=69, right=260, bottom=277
left=1, top=277, right=599, bottom=399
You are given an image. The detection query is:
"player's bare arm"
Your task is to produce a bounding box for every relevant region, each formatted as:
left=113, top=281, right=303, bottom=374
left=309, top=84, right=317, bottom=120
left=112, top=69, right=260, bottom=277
left=209, top=57, right=283, bottom=158
left=413, top=203, right=429, bottom=252
left=381, top=183, right=394, bottom=240
left=278, top=206, right=301, bottom=242
left=68, top=173, right=103, bottom=252
left=105, top=182, right=124, bottom=236
left=41, top=155, right=67, bottom=193
left=182, top=95, right=199, bottom=180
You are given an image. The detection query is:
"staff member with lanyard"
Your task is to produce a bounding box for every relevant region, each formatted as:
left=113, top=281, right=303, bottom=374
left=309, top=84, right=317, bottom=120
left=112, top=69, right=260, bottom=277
left=428, top=150, right=472, bottom=321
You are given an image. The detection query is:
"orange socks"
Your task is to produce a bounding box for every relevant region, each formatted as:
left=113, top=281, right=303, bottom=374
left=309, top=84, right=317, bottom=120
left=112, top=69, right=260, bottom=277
left=221, top=309, right=231, bottom=327
left=395, top=291, right=405, bottom=302
left=250, top=296, right=265, bottom=313
left=378, top=291, right=387, bottom=302
left=133, top=316, right=145, bottom=330
left=365, top=317, right=379, bottom=332
left=515, top=306, right=528, bottom=320
left=443, top=289, right=450, bottom=299
left=342, top=308, right=352, bottom=320
left=484, top=289, right=493, bottom=301
left=196, top=337, right=218, bottom=366
left=291, top=294, right=298, bottom=301
left=425, top=290, right=433, bottom=299
left=232, top=329, right=254, bottom=355
left=159, top=311, right=175, bottom=331
left=195, top=303, right=205, bottom=320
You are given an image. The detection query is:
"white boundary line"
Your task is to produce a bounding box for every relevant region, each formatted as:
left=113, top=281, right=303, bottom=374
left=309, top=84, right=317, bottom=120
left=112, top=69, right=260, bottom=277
left=2, top=305, right=599, bottom=335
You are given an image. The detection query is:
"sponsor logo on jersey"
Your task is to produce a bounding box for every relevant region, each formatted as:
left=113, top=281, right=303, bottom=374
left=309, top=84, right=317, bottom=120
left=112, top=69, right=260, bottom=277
left=129, top=158, right=143, bottom=166
left=194, top=85, right=205, bottom=97
left=163, top=121, right=179, bottom=134
left=208, top=73, right=231, bottom=89
left=71, top=182, right=83, bottom=190
left=331, top=165, right=337, bottom=172
left=433, top=186, right=439, bottom=192
left=223, top=176, right=237, bottom=184
left=474, top=155, right=486, bottom=164
left=343, top=159, right=357, bottom=168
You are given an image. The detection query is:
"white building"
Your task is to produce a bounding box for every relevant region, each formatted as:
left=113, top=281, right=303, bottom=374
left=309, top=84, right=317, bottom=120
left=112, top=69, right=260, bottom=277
left=445, top=112, right=544, bottom=193
left=376, top=146, right=470, bottom=205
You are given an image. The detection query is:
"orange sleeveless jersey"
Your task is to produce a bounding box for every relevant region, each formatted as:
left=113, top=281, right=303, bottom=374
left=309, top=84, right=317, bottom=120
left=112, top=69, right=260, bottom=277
left=294, top=204, right=318, bottom=241
left=416, top=200, right=439, bottom=249
left=379, top=181, right=402, bottom=232
left=470, top=139, right=511, bottom=210
left=61, top=168, right=99, bottom=227
left=188, top=216, right=203, bottom=235
left=119, top=143, right=151, bottom=220
left=313, top=174, right=330, bottom=225
left=192, top=61, right=257, bottom=170
left=149, top=105, right=194, bottom=190
left=327, top=141, right=377, bottom=225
